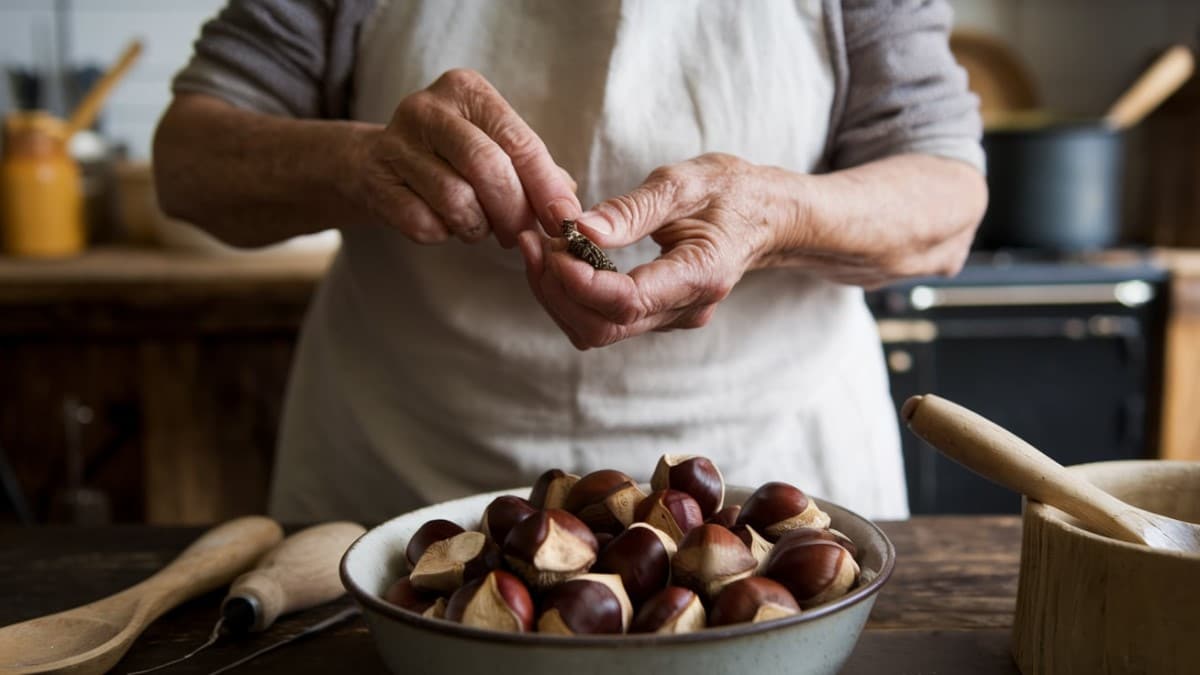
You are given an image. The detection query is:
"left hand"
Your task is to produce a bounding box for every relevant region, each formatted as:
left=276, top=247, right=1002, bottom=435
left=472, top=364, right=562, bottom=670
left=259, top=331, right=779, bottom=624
left=517, top=153, right=782, bottom=350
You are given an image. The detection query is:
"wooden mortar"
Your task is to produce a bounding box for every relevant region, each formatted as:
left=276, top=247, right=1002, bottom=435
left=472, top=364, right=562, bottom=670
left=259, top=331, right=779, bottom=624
left=1013, top=460, right=1200, bottom=674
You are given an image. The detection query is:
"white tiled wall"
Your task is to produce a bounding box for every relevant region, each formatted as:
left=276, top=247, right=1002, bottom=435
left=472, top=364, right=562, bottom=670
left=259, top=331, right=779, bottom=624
left=1, top=0, right=1198, bottom=158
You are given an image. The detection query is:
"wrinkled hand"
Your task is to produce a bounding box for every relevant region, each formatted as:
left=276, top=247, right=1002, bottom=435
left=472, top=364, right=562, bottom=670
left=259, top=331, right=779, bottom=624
left=518, top=153, right=785, bottom=349
left=355, top=69, right=578, bottom=247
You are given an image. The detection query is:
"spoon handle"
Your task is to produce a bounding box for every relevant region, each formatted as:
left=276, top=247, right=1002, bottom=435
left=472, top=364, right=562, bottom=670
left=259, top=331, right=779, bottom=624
left=902, top=395, right=1148, bottom=545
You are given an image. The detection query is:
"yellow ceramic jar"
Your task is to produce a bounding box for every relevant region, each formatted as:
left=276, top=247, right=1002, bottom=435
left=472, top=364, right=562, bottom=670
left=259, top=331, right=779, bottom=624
left=1, top=111, right=84, bottom=257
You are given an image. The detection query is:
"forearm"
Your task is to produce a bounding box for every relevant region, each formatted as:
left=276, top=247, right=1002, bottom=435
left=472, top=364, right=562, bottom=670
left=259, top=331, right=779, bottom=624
left=153, top=93, right=380, bottom=247
left=758, top=154, right=988, bottom=287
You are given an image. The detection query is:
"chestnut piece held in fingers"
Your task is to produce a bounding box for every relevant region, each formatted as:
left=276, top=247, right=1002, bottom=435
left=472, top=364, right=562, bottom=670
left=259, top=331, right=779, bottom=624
left=409, top=531, right=501, bottom=594
left=445, top=570, right=534, bottom=632
left=630, top=586, right=706, bottom=635
left=528, top=469, right=580, bottom=510
left=709, top=577, right=800, bottom=627
left=634, top=489, right=704, bottom=543
left=480, top=495, right=537, bottom=546
left=502, top=509, right=598, bottom=590
left=593, top=522, right=677, bottom=606
left=563, top=469, right=646, bottom=534
left=406, top=519, right=465, bottom=568
left=671, top=523, right=757, bottom=600
left=736, top=482, right=831, bottom=541
left=536, top=573, right=633, bottom=635
left=651, top=454, right=725, bottom=518
left=764, top=539, right=860, bottom=609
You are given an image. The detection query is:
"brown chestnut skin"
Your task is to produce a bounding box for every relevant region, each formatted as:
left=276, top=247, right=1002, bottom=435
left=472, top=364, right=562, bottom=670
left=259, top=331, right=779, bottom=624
left=630, top=586, right=706, bottom=634
left=382, top=576, right=438, bottom=614
left=650, top=454, right=725, bottom=518
left=772, top=527, right=858, bottom=561
left=709, top=577, right=800, bottom=626
left=736, top=482, right=831, bottom=540
left=634, top=489, right=704, bottom=543
left=480, top=495, right=537, bottom=546
left=409, top=531, right=501, bottom=594
left=671, top=523, right=757, bottom=600
left=763, top=539, right=860, bottom=608
left=445, top=569, right=534, bottom=632
left=502, top=509, right=598, bottom=590
left=563, top=469, right=646, bottom=534
left=706, top=504, right=742, bottom=528
left=406, top=519, right=465, bottom=568
left=536, top=573, right=632, bottom=635
left=529, top=469, right=580, bottom=510
left=593, top=522, right=677, bottom=606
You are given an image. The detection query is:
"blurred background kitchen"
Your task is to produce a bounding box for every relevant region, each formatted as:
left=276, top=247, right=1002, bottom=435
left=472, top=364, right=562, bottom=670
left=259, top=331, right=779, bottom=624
left=1, top=0, right=1198, bottom=525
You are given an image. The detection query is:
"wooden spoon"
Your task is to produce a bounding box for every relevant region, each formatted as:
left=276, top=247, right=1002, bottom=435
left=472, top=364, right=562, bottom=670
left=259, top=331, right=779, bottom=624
left=1104, top=44, right=1195, bottom=130
left=64, top=39, right=143, bottom=139
left=0, top=515, right=283, bottom=675
left=902, top=394, right=1200, bottom=553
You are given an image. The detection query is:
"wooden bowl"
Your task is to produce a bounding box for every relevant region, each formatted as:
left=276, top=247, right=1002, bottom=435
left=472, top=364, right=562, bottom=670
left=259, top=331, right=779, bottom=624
left=341, top=485, right=894, bottom=675
left=1013, top=460, right=1200, bottom=674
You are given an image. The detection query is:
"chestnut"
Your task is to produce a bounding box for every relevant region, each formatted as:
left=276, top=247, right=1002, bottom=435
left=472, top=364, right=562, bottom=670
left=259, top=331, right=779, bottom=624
left=730, top=523, right=774, bottom=574
left=406, top=519, right=465, bottom=568
left=593, top=522, right=677, bottom=606
left=670, top=523, right=757, bottom=600
left=772, top=527, right=858, bottom=561
left=763, top=539, right=860, bottom=608
left=736, top=482, right=831, bottom=540
left=445, top=570, right=534, bottom=632
left=409, top=531, right=501, bottom=594
left=536, top=573, right=633, bottom=635
left=630, top=586, right=706, bottom=634
left=529, top=468, right=580, bottom=510
left=480, top=495, right=537, bottom=546
left=502, top=509, right=598, bottom=590
left=563, top=469, right=646, bottom=534
left=424, top=596, right=448, bottom=619
left=650, top=454, right=725, bottom=518
left=381, top=576, right=437, bottom=614
left=634, top=489, right=704, bottom=543
left=706, top=504, right=742, bottom=528
left=709, top=577, right=800, bottom=626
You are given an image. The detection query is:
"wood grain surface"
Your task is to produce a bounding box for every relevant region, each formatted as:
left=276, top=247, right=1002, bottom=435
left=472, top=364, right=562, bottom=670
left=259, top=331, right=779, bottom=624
left=0, top=517, right=1022, bottom=674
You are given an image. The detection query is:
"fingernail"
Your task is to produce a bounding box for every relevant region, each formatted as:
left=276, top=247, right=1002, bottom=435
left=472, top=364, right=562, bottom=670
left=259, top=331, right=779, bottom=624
left=547, top=199, right=577, bottom=228
left=576, top=210, right=612, bottom=235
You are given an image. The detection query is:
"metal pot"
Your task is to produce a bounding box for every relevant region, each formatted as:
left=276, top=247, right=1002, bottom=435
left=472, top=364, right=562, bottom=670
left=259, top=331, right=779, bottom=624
left=976, top=122, right=1125, bottom=252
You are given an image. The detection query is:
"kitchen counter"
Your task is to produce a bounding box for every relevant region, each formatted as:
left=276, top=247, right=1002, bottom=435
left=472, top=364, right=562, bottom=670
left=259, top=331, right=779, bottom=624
left=0, top=516, right=1021, bottom=673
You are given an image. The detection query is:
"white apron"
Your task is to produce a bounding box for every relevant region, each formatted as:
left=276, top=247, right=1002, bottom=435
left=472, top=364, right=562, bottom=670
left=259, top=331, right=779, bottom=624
left=269, top=0, right=909, bottom=523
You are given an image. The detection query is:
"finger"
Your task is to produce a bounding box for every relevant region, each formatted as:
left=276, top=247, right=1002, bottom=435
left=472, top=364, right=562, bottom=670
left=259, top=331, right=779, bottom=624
left=394, top=144, right=490, bottom=243
left=431, top=69, right=582, bottom=232
left=539, top=250, right=626, bottom=349
left=371, top=181, right=452, bottom=244
left=574, top=164, right=707, bottom=248
left=518, top=231, right=589, bottom=348
left=427, top=109, right=535, bottom=247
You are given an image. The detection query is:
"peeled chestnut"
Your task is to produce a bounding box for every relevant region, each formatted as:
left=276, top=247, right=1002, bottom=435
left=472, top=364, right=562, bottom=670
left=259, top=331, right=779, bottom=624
left=671, top=523, right=757, bottom=600
left=634, top=489, right=704, bottom=543
left=772, top=527, right=858, bottom=561
left=736, top=482, right=831, bottom=540
left=630, top=586, right=706, bottom=634
left=536, top=573, right=633, bottom=635
left=529, top=468, right=580, bottom=510
left=651, top=454, right=725, bottom=518
left=406, top=519, right=465, bottom=568
left=593, top=522, right=677, bottom=605
left=382, top=576, right=438, bottom=614
left=409, top=530, right=501, bottom=594
left=480, top=495, right=537, bottom=546
left=445, top=569, right=534, bottom=632
left=502, top=509, right=598, bottom=590
left=730, top=523, right=774, bottom=574
left=563, top=469, right=646, bottom=534
left=764, top=539, right=860, bottom=608
left=710, top=577, right=800, bottom=626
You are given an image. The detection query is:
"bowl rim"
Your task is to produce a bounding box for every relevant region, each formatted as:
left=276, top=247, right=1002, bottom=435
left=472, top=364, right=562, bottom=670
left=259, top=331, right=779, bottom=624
left=339, top=486, right=896, bottom=646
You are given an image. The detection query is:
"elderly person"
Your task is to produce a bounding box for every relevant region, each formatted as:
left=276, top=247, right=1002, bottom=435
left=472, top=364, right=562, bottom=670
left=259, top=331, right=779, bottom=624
left=155, top=0, right=986, bottom=524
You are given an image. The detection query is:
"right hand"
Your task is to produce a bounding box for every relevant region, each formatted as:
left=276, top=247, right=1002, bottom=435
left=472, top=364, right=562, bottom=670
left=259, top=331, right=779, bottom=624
left=353, top=68, right=580, bottom=248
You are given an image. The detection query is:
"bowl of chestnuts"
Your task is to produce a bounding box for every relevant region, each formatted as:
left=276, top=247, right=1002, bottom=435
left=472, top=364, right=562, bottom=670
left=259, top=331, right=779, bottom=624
left=340, top=454, right=895, bottom=675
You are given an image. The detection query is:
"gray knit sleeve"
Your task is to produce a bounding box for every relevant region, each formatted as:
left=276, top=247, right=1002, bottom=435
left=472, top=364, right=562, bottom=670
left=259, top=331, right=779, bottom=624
left=825, top=0, right=984, bottom=172
left=172, top=0, right=375, bottom=119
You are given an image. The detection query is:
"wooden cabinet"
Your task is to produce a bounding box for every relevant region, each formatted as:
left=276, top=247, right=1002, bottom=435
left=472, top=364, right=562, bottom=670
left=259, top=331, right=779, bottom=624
left=0, top=247, right=328, bottom=524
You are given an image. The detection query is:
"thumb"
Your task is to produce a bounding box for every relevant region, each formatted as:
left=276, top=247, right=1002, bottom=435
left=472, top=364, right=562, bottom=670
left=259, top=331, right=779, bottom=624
left=574, top=171, right=685, bottom=247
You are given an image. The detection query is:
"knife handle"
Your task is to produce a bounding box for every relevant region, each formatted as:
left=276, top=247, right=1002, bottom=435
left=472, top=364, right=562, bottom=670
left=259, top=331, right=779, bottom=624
left=222, top=521, right=365, bottom=632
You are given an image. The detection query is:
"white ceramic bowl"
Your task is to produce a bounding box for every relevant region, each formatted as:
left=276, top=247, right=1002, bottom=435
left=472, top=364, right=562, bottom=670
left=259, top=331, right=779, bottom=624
left=340, top=486, right=895, bottom=675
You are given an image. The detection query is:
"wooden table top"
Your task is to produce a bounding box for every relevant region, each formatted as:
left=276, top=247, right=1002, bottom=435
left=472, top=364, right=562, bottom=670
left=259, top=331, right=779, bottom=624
left=0, top=516, right=1022, bottom=674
